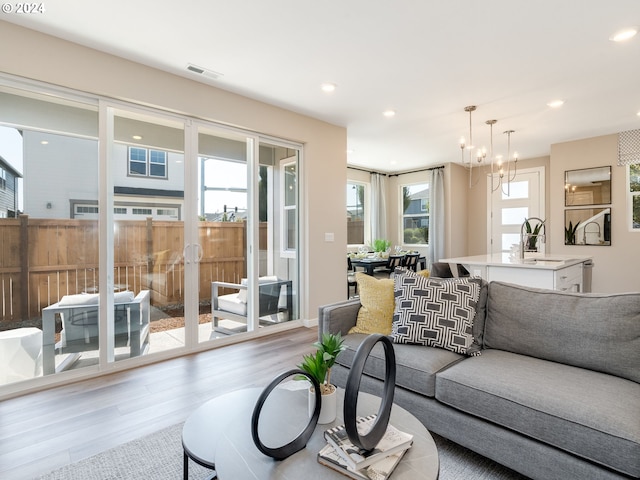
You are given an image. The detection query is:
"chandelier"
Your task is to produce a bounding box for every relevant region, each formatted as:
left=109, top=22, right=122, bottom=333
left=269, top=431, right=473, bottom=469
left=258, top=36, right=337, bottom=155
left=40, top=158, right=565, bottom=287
left=458, top=106, right=484, bottom=188
left=458, top=105, right=519, bottom=195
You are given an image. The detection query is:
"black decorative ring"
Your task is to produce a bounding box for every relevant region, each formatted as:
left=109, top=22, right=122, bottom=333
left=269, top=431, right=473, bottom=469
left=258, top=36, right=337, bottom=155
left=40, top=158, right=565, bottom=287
left=344, top=334, right=396, bottom=451
left=251, top=369, right=321, bottom=460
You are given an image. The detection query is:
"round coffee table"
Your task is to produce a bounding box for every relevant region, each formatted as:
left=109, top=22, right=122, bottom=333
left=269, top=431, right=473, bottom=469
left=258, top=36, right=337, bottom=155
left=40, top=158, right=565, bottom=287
left=182, top=387, right=439, bottom=480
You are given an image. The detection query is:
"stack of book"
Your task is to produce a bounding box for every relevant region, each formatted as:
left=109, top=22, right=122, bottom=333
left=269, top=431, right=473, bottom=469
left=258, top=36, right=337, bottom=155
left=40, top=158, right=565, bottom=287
left=317, top=414, right=413, bottom=480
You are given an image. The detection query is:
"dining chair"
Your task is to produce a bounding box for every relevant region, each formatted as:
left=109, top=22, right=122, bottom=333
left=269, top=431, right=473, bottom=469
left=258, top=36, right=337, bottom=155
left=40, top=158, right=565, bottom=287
left=373, top=255, right=404, bottom=278
left=402, top=252, right=420, bottom=272
left=347, top=257, right=358, bottom=298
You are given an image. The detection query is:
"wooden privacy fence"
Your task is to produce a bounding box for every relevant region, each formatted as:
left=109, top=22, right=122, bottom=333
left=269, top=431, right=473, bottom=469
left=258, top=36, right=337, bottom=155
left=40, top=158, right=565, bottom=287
left=0, top=216, right=262, bottom=324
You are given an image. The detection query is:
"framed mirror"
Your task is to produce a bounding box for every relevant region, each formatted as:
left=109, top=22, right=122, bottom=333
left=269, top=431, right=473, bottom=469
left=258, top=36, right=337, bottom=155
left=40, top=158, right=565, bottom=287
left=565, top=166, right=611, bottom=206
left=565, top=207, right=611, bottom=245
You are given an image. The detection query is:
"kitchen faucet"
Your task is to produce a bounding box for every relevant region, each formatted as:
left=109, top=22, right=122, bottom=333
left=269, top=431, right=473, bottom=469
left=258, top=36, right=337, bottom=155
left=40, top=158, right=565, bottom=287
left=583, top=221, right=601, bottom=245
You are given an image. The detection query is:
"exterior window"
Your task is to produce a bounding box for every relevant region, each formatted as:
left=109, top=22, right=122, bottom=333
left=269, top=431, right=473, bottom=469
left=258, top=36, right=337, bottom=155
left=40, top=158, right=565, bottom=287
left=128, top=146, right=167, bottom=178
left=75, top=205, right=99, bottom=214
left=0, top=166, right=6, bottom=190
left=281, top=159, right=297, bottom=256
left=133, top=208, right=152, bottom=215
left=149, top=150, right=167, bottom=177
left=114, top=207, right=127, bottom=214
left=157, top=208, right=177, bottom=216
left=401, top=183, right=429, bottom=244
left=629, top=163, right=640, bottom=231
left=347, top=182, right=365, bottom=245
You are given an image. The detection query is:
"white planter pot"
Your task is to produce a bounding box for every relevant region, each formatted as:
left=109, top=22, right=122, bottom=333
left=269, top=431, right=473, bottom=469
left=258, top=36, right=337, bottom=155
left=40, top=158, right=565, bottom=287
left=309, top=385, right=337, bottom=424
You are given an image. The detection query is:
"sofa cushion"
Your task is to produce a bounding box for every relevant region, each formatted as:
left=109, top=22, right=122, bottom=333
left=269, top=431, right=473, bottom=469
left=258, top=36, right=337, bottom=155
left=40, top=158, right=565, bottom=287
left=349, top=273, right=395, bottom=335
left=237, top=276, right=280, bottom=303
left=57, top=291, right=134, bottom=306
left=58, top=293, right=99, bottom=306
left=435, top=349, right=640, bottom=477
left=391, top=270, right=480, bottom=355
left=217, top=293, right=247, bottom=316
left=485, top=282, right=640, bottom=383
left=336, top=332, right=464, bottom=397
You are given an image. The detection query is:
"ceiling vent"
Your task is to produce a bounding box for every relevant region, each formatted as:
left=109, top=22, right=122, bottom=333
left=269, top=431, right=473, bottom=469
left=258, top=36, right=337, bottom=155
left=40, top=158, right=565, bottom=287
left=186, top=64, right=223, bottom=80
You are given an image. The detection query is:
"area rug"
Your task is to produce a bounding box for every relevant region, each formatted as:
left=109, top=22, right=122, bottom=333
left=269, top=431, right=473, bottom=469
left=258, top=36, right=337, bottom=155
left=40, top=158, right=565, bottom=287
left=35, top=423, right=529, bottom=479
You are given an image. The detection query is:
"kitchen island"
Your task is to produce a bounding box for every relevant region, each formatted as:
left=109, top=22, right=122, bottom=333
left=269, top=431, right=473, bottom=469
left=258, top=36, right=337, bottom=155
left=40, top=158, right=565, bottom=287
left=439, top=254, right=593, bottom=292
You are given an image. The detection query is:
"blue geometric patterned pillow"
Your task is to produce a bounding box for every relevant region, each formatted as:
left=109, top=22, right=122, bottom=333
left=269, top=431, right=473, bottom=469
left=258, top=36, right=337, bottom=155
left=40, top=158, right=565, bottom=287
left=391, top=269, right=481, bottom=355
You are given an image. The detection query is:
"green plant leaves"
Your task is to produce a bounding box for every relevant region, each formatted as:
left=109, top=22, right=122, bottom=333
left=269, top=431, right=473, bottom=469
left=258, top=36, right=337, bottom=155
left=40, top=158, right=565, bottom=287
left=297, top=332, right=346, bottom=387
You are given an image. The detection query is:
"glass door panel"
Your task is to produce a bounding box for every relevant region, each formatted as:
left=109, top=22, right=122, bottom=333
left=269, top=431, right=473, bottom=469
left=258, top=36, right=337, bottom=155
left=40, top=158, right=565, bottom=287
left=197, top=126, right=251, bottom=341
left=259, top=141, right=299, bottom=324
left=112, top=109, right=185, bottom=360
left=0, top=85, right=100, bottom=381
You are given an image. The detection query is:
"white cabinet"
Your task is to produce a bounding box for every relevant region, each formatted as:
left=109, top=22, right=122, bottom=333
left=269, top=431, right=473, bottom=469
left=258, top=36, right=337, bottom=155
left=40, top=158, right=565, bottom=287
left=486, top=262, right=584, bottom=292
left=440, top=255, right=591, bottom=293
left=554, top=263, right=583, bottom=292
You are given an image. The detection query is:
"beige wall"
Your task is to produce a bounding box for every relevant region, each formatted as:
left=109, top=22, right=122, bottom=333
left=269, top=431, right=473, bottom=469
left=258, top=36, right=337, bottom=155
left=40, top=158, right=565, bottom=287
left=0, top=21, right=348, bottom=319
left=550, top=134, right=639, bottom=293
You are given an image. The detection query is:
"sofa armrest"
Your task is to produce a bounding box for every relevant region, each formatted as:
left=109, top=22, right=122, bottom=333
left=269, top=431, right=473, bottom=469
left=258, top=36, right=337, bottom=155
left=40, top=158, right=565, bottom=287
left=318, top=299, right=361, bottom=341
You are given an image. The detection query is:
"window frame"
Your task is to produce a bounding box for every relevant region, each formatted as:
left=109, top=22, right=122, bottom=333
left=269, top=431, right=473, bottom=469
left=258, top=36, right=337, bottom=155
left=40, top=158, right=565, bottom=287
left=400, top=181, right=430, bottom=246
left=280, top=157, right=297, bottom=258
left=128, top=146, right=168, bottom=179
left=347, top=181, right=367, bottom=247
left=628, top=163, right=640, bottom=232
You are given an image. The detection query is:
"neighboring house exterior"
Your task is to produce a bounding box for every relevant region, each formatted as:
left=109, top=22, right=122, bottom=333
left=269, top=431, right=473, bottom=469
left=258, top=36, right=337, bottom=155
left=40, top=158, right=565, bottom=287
left=405, top=188, right=429, bottom=227
left=0, top=155, right=21, bottom=218
left=22, top=130, right=184, bottom=220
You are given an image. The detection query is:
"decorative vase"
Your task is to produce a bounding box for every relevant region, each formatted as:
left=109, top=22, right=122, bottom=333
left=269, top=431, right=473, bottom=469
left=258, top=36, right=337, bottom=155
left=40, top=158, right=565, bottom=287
left=309, top=385, right=337, bottom=424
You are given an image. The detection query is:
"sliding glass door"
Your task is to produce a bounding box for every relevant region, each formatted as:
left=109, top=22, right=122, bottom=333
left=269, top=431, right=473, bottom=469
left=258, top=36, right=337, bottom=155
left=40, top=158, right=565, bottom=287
left=0, top=76, right=302, bottom=393
left=196, top=129, right=300, bottom=341
left=110, top=107, right=187, bottom=360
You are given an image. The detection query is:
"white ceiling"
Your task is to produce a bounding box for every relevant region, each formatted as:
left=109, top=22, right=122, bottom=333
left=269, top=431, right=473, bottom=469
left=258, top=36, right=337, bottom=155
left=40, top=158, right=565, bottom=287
left=5, top=1, right=640, bottom=173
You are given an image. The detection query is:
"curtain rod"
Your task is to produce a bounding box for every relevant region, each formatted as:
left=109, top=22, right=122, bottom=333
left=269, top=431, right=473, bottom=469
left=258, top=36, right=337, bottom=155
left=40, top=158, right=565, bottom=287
left=347, top=166, right=388, bottom=176
left=388, top=165, right=444, bottom=177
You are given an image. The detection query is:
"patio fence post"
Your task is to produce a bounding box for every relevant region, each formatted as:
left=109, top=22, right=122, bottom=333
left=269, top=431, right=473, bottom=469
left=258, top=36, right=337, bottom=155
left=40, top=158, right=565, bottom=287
left=19, top=214, right=29, bottom=320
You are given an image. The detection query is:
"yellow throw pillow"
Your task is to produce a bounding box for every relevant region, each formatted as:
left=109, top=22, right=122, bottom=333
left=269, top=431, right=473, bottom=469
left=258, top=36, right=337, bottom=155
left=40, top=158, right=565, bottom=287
left=349, top=272, right=395, bottom=335
left=418, top=269, right=430, bottom=278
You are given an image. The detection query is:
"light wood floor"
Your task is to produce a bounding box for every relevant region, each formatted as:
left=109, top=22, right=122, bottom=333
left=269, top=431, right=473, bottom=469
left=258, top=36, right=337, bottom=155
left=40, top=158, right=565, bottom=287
left=0, top=326, right=318, bottom=480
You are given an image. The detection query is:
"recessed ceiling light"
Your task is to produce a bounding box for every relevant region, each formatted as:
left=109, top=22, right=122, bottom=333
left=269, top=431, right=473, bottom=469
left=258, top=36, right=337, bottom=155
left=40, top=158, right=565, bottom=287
left=383, top=110, right=396, bottom=118
left=132, top=135, right=143, bottom=140
left=321, top=83, right=336, bottom=93
left=547, top=100, right=565, bottom=108
left=609, top=27, right=638, bottom=42
left=40, top=140, right=49, bottom=145
left=637, top=110, right=640, bottom=117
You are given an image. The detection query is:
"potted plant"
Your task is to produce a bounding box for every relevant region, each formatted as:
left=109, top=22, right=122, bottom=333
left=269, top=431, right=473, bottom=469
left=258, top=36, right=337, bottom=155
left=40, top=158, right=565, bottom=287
left=298, top=332, right=346, bottom=424
left=524, top=218, right=545, bottom=252
left=371, top=239, right=391, bottom=258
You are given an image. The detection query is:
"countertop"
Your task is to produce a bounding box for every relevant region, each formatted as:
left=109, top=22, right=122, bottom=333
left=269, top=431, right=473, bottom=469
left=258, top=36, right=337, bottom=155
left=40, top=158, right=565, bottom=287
left=440, top=254, right=592, bottom=271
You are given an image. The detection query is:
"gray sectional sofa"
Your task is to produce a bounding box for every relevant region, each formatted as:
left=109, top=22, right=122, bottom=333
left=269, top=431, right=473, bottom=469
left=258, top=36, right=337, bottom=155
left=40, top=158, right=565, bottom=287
left=318, top=280, right=640, bottom=480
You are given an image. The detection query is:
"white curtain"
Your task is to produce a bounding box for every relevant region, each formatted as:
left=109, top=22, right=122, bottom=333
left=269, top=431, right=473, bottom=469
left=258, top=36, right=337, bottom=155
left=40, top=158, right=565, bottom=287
left=370, top=173, right=387, bottom=241
left=428, top=167, right=445, bottom=267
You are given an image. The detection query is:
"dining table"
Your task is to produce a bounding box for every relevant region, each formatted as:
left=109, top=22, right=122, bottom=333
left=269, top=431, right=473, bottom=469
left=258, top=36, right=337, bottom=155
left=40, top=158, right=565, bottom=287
left=349, top=254, right=426, bottom=276
left=349, top=257, right=389, bottom=275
